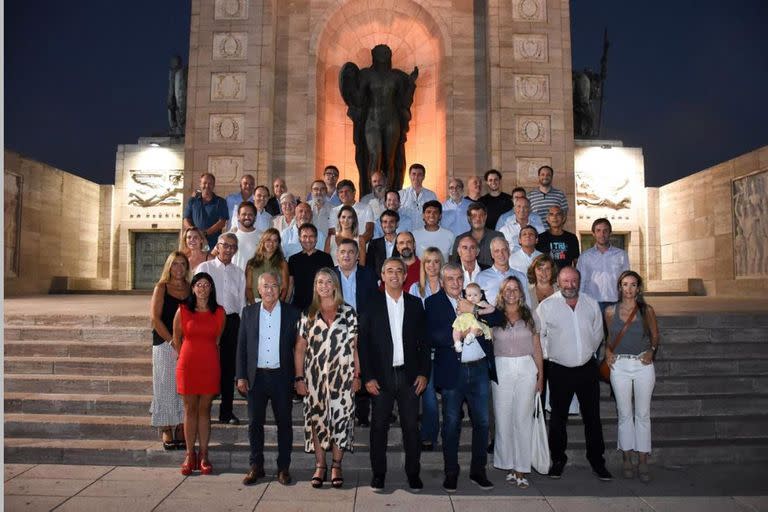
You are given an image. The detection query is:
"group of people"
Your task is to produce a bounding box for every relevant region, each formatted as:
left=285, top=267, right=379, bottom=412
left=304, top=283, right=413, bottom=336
left=148, top=162, right=660, bottom=490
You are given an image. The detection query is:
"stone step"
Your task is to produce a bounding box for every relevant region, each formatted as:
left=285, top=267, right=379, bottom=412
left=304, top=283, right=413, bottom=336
left=4, top=341, right=151, bottom=358
left=7, top=392, right=768, bottom=419
left=4, top=314, right=148, bottom=328
left=4, top=374, right=152, bottom=394
left=6, top=437, right=768, bottom=468
left=658, top=326, right=768, bottom=344
left=658, top=342, right=768, bottom=358
left=4, top=326, right=150, bottom=342
left=6, top=413, right=766, bottom=445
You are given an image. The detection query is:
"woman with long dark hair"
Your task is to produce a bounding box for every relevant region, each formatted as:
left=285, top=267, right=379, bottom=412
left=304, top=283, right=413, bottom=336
left=326, top=205, right=367, bottom=266
left=172, top=272, right=225, bottom=475
left=604, top=270, right=660, bottom=482
left=245, top=228, right=289, bottom=303
left=491, top=276, right=544, bottom=488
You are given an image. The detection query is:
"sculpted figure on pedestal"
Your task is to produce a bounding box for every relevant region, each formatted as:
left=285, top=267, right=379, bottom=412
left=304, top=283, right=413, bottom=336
left=168, top=55, right=188, bottom=136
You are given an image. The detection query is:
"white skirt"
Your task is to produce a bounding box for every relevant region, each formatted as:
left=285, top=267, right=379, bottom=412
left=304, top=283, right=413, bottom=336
left=150, top=342, right=184, bottom=427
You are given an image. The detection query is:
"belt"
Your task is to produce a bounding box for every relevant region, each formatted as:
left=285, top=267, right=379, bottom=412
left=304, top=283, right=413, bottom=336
left=615, top=354, right=642, bottom=360
left=461, top=359, right=484, bottom=368
left=255, top=367, right=281, bottom=372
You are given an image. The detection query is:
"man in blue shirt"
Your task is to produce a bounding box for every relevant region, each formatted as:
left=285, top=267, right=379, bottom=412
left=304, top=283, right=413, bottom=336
left=183, top=173, right=229, bottom=249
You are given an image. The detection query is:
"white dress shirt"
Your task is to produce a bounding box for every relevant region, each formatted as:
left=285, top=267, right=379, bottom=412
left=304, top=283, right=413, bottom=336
left=399, top=186, right=437, bottom=218
left=386, top=291, right=406, bottom=366
left=310, top=202, right=332, bottom=235
left=258, top=302, right=281, bottom=368
left=412, top=227, right=455, bottom=261
left=498, top=215, right=547, bottom=251
left=461, top=262, right=482, bottom=286
left=475, top=265, right=533, bottom=306
left=536, top=291, right=603, bottom=367
left=195, top=257, right=246, bottom=316
left=231, top=228, right=263, bottom=271
left=509, top=248, right=543, bottom=274
left=576, top=245, right=630, bottom=302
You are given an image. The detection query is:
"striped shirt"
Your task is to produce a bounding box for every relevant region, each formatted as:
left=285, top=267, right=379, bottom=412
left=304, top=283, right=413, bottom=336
left=528, top=187, right=569, bottom=229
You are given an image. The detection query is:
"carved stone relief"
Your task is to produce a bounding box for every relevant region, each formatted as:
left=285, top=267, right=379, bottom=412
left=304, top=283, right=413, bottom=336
left=512, top=0, right=546, bottom=22
left=214, top=0, right=248, bottom=20
left=513, top=74, right=550, bottom=103
left=209, top=114, right=245, bottom=143
left=211, top=72, right=246, bottom=101
left=575, top=169, right=632, bottom=211
left=515, top=115, right=550, bottom=144
left=513, top=34, right=548, bottom=63
left=4, top=172, right=22, bottom=276
left=127, top=170, right=184, bottom=208
left=212, top=32, right=247, bottom=60
left=208, top=156, right=243, bottom=184
left=516, top=157, right=552, bottom=181
left=733, top=170, right=768, bottom=277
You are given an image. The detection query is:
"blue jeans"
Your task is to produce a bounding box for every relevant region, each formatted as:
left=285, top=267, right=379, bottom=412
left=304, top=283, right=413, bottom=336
left=420, top=367, right=439, bottom=445
left=440, top=361, right=490, bottom=475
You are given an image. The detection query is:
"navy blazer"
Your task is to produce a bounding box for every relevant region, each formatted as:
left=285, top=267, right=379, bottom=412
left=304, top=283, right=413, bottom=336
left=358, top=291, right=430, bottom=392
left=333, top=265, right=378, bottom=316
left=425, top=290, right=503, bottom=390
left=235, top=301, right=300, bottom=387
left=365, top=237, right=389, bottom=278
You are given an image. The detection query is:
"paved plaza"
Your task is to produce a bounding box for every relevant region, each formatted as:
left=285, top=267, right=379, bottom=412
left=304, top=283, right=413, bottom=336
left=5, top=463, right=768, bottom=512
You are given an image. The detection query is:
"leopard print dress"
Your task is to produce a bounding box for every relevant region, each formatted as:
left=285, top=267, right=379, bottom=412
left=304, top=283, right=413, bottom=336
left=299, top=304, right=357, bottom=453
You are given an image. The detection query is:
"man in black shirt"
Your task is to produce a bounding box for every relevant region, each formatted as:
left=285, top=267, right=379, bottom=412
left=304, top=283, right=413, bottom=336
left=478, top=169, right=513, bottom=230
left=536, top=206, right=580, bottom=270
left=287, top=223, right=334, bottom=311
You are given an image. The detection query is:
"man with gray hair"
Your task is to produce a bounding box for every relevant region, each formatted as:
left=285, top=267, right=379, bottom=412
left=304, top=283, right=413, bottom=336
left=272, top=192, right=297, bottom=232
left=442, top=178, right=472, bottom=236
left=475, top=236, right=532, bottom=305
left=497, top=196, right=546, bottom=251
left=196, top=232, right=246, bottom=425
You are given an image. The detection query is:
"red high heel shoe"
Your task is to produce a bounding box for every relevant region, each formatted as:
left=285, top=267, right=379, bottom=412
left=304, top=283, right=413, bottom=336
left=181, top=451, right=197, bottom=476
left=198, top=450, right=213, bottom=475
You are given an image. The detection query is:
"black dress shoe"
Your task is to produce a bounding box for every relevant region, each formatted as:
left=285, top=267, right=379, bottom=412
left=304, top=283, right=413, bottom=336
left=548, top=459, right=566, bottom=479
left=420, top=441, right=434, bottom=452
left=242, top=465, right=265, bottom=485
left=469, top=470, right=494, bottom=490
left=370, top=475, right=385, bottom=492
left=442, top=473, right=458, bottom=493
left=592, top=466, right=613, bottom=481
left=407, top=474, right=423, bottom=492
left=357, top=419, right=370, bottom=428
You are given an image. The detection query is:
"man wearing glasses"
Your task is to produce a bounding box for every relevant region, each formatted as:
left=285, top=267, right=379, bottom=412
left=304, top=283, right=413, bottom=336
left=307, top=165, right=342, bottom=207
left=196, top=233, right=247, bottom=425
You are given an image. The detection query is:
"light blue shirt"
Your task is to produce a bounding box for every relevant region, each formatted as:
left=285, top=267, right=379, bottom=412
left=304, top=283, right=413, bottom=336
left=307, top=189, right=342, bottom=207
left=408, top=280, right=440, bottom=305
left=258, top=302, right=281, bottom=369
left=441, top=197, right=472, bottom=236
left=339, top=267, right=357, bottom=310
left=226, top=192, right=252, bottom=229
left=475, top=265, right=533, bottom=307
left=495, top=210, right=545, bottom=232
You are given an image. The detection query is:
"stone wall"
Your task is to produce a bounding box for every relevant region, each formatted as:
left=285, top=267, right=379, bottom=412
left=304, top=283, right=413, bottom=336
left=658, top=144, right=768, bottom=296
left=3, top=150, right=107, bottom=296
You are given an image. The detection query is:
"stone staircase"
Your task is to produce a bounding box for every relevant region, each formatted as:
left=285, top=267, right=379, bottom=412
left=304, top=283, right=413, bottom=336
left=5, top=311, right=768, bottom=471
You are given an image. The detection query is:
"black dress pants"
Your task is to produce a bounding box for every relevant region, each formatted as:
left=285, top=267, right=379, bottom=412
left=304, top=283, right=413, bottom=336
left=247, top=369, right=293, bottom=470
left=218, top=314, right=240, bottom=421
left=370, top=367, right=421, bottom=478
left=547, top=359, right=606, bottom=468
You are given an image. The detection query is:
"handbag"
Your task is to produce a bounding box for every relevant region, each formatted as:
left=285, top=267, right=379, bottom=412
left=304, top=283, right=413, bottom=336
left=598, top=304, right=638, bottom=383
left=531, top=392, right=551, bottom=474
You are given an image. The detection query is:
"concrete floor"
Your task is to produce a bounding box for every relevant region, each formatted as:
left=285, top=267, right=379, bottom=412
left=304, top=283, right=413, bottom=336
left=4, top=463, right=768, bottom=512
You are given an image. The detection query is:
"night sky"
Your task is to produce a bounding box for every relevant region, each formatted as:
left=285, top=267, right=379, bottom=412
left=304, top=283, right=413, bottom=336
left=5, top=1, right=767, bottom=187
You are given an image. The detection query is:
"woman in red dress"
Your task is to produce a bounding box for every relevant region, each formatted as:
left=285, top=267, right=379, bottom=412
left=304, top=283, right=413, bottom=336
left=172, top=271, right=225, bottom=475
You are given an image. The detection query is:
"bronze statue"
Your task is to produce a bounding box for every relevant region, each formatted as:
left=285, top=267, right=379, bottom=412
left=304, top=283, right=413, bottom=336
left=339, top=45, right=418, bottom=194
left=573, top=30, right=609, bottom=138
left=167, top=55, right=187, bottom=136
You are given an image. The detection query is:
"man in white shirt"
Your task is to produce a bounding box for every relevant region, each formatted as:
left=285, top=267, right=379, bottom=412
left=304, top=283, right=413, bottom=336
left=455, top=234, right=486, bottom=286
left=577, top=218, right=630, bottom=312
left=252, top=186, right=274, bottom=232
left=374, top=190, right=414, bottom=237
left=308, top=180, right=332, bottom=236
left=509, top=225, right=543, bottom=274
left=497, top=196, right=546, bottom=251
left=281, top=202, right=325, bottom=259
left=226, top=174, right=255, bottom=230
left=442, top=178, right=473, bottom=237
left=231, top=202, right=263, bottom=271
left=196, top=233, right=247, bottom=425
left=332, top=179, right=374, bottom=240
left=412, top=200, right=455, bottom=261
left=399, top=163, right=437, bottom=219
left=476, top=236, right=532, bottom=306
left=536, top=266, right=611, bottom=481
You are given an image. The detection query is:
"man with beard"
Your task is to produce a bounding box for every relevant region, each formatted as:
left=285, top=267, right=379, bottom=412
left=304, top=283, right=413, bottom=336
left=306, top=165, right=342, bottom=207
left=394, top=231, right=420, bottom=292
left=308, top=180, right=332, bottom=236
left=536, top=266, right=611, bottom=481
left=528, top=166, right=569, bottom=230
left=231, top=202, right=264, bottom=271
left=360, top=171, right=388, bottom=218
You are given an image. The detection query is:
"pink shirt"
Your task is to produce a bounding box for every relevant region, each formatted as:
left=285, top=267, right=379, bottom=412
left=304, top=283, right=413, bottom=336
left=492, top=319, right=537, bottom=358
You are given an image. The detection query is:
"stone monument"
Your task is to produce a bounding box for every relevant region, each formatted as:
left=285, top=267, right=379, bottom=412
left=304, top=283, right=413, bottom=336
left=167, top=55, right=187, bottom=136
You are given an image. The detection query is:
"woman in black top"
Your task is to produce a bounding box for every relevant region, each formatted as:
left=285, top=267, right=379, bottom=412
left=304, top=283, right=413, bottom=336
left=149, top=251, right=191, bottom=449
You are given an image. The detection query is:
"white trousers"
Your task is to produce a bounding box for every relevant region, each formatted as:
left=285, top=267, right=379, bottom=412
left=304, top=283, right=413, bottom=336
left=492, top=355, right=538, bottom=472
left=610, top=357, right=655, bottom=453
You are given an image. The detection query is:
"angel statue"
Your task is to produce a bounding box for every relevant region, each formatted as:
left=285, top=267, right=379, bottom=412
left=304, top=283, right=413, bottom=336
left=339, top=44, right=418, bottom=194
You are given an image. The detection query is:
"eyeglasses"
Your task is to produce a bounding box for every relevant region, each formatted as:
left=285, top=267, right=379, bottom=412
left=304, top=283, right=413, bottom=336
left=218, top=242, right=237, bottom=250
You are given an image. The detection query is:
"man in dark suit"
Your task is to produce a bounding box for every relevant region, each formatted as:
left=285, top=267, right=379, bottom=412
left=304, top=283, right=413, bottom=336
left=333, top=237, right=379, bottom=427
left=360, top=257, right=430, bottom=493
left=236, top=271, right=300, bottom=486
left=366, top=209, right=400, bottom=279
left=425, top=262, right=503, bottom=493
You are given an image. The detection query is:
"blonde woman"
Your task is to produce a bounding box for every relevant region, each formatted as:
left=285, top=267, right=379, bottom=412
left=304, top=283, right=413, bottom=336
left=326, top=205, right=367, bottom=266
left=492, top=276, right=544, bottom=488
left=294, top=268, right=361, bottom=489
left=149, top=251, right=190, bottom=450
left=181, top=227, right=213, bottom=270
left=245, top=228, right=290, bottom=303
